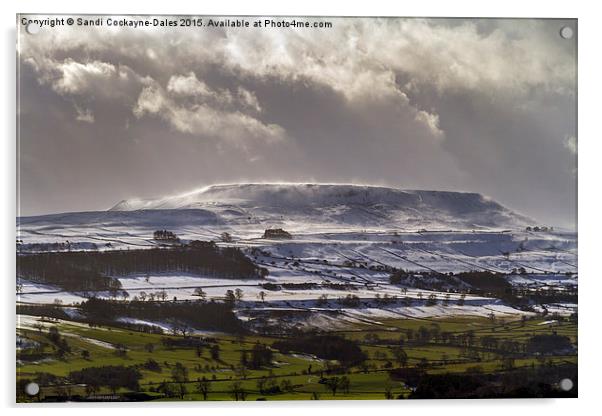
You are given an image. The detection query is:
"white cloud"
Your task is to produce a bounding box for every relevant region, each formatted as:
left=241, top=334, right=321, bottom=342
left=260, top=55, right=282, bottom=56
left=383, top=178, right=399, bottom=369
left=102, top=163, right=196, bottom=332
left=53, top=60, right=116, bottom=95
left=75, top=106, right=95, bottom=123
left=237, top=87, right=262, bottom=113
left=25, top=56, right=152, bottom=102
left=166, top=72, right=262, bottom=113
left=19, top=17, right=574, bottom=149
left=215, top=19, right=574, bottom=100
left=166, top=72, right=212, bottom=97
left=415, top=110, right=444, bottom=139
left=20, top=18, right=574, bottom=101
left=133, top=85, right=165, bottom=115
left=134, top=83, right=285, bottom=144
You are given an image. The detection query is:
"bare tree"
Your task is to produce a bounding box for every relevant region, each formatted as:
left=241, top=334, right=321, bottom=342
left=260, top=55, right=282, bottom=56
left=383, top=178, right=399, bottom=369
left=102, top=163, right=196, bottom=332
left=220, top=232, right=234, bottom=243
left=316, top=294, right=328, bottom=306
left=196, top=376, right=211, bottom=400
left=228, top=381, right=247, bottom=401
left=324, top=377, right=340, bottom=396
left=170, top=320, right=192, bottom=337
left=194, top=287, right=207, bottom=301
left=392, top=346, right=408, bottom=367
left=384, top=381, right=394, bottom=399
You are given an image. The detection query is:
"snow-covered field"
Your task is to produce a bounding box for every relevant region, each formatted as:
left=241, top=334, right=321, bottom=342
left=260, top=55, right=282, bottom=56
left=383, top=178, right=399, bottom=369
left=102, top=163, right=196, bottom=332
left=16, top=184, right=577, bottom=328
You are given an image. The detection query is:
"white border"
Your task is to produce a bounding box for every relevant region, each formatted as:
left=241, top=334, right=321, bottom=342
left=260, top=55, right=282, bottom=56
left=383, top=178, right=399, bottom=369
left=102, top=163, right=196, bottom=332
left=3, top=1, right=601, bottom=415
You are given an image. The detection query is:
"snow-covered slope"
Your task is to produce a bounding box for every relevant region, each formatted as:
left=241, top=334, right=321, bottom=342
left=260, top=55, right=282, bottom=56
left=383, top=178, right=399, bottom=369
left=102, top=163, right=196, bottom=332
left=108, top=183, right=530, bottom=230
left=17, top=183, right=576, bottom=321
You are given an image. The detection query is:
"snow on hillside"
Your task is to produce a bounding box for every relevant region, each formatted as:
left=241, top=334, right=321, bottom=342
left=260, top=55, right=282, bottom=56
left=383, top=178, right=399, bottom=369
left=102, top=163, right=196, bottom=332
left=107, top=183, right=532, bottom=230
left=16, top=183, right=576, bottom=325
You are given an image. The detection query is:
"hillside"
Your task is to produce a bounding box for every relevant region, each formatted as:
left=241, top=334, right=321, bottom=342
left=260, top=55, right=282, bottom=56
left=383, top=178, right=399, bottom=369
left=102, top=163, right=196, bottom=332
left=107, top=183, right=531, bottom=230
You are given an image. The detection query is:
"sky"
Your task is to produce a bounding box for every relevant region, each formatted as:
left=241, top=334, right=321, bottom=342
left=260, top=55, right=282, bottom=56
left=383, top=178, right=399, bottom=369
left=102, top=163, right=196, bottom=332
left=17, top=16, right=577, bottom=228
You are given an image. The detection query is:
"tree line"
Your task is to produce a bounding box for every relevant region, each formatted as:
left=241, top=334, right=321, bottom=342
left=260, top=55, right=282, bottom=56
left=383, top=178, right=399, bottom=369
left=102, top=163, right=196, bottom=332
left=17, top=241, right=268, bottom=293
left=80, top=297, right=245, bottom=333
left=272, top=334, right=366, bottom=366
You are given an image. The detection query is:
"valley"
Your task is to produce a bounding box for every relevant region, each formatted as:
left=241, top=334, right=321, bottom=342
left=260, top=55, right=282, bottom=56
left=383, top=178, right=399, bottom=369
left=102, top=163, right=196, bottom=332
left=16, top=184, right=578, bottom=401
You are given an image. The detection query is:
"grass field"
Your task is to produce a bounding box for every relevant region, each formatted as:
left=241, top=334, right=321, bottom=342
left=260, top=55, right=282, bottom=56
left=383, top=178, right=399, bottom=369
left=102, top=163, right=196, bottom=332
left=16, top=311, right=577, bottom=402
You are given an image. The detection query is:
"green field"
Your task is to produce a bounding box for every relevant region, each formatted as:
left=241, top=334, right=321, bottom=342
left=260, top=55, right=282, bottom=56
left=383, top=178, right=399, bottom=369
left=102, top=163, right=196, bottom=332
left=16, top=312, right=577, bottom=402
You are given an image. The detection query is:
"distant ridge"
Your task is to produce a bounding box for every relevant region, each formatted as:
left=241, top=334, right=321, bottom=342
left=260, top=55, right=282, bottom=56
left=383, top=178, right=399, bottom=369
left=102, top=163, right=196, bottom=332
left=108, top=183, right=531, bottom=230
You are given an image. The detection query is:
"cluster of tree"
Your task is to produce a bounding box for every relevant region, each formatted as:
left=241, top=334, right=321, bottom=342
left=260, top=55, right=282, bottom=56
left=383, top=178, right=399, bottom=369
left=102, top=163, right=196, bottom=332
left=390, top=269, right=574, bottom=307
left=526, top=226, right=553, bottom=232
left=79, top=297, right=244, bottom=333
left=32, top=371, right=64, bottom=387
left=140, top=358, right=162, bottom=372
left=256, top=374, right=292, bottom=395
left=389, top=367, right=426, bottom=387
left=324, top=283, right=358, bottom=291
left=389, top=269, right=412, bottom=285
left=394, top=324, right=574, bottom=357
left=244, top=343, right=273, bottom=369
left=46, top=327, right=71, bottom=358
left=338, top=294, right=361, bottom=307
left=373, top=293, right=399, bottom=306
left=222, top=288, right=246, bottom=305
left=260, top=282, right=281, bottom=291
left=228, top=381, right=248, bottom=401
left=259, top=282, right=358, bottom=291
left=454, top=271, right=513, bottom=297
left=404, top=326, right=482, bottom=349
left=160, top=336, right=208, bottom=349
left=272, top=334, right=366, bottom=366
left=17, top=241, right=100, bottom=253
left=514, top=285, right=578, bottom=304
left=389, top=268, right=535, bottom=302
left=68, top=365, right=142, bottom=394
left=526, top=333, right=574, bottom=354
left=18, top=241, right=267, bottom=295
left=479, top=335, right=522, bottom=353
left=147, top=361, right=191, bottom=399
left=18, top=303, right=169, bottom=335
left=319, top=375, right=350, bottom=396
left=262, top=279, right=358, bottom=292
left=155, top=380, right=188, bottom=400
left=17, top=253, right=123, bottom=293
left=391, top=269, right=523, bottom=303
left=388, top=269, right=461, bottom=292
left=17, top=304, right=70, bottom=321
left=153, top=230, right=179, bottom=241
left=263, top=228, right=292, bottom=239
left=111, top=321, right=165, bottom=334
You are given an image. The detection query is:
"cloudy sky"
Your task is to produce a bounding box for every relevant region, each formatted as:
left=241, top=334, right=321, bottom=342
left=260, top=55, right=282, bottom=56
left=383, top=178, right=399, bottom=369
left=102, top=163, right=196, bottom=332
left=17, top=16, right=576, bottom=228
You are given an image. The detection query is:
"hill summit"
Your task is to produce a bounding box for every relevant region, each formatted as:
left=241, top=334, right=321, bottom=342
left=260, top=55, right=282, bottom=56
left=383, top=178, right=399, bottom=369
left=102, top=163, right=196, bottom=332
left=109, top=183, right=530, bottom=230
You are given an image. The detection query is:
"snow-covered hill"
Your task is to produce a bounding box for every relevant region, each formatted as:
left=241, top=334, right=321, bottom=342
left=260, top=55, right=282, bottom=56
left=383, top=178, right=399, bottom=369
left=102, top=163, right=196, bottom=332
left=17, top=183, right=577, bottom=321
left=108, top=183, right=531, bottom=230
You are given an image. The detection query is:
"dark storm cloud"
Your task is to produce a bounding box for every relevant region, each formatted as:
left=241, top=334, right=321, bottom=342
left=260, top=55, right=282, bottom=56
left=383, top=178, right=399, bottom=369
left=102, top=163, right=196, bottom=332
left=17, top=17, right=577, bottom=228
